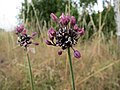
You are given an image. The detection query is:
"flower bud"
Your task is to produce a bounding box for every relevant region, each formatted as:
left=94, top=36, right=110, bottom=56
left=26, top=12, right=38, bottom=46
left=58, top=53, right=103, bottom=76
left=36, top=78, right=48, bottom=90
left=21, top=29, right=27, bottom=35
left=78, top=28, right=84, bottom=36
left=32, top=32, right=37, bottom=37
left=34, top=42, right=39, bottom=46
left=48, top=28, right=56, bottom=36
left=70, top=16, right=76, bottom=26
left=20, top=24, right=24, bottom=29
left=16, top=24, right=24, bottom=33
left=73, top=24, right=78, bottom=31
left=49, top=34, right=54, bottom=41
left=59, top=13, right=65, bottom=19
left=59, top=13, right=70, bottom=25
left=74, top=50, right=81, bottom=58
left=50, top=13, right=58, bottom=22
left=58, top=50, right=62, bottom=55
left=45, top=40, right=52, bottom=45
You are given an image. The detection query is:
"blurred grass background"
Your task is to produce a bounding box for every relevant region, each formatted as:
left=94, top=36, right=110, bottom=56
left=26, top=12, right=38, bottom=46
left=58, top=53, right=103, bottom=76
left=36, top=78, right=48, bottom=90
left=0, top=0, right=120, bottom=90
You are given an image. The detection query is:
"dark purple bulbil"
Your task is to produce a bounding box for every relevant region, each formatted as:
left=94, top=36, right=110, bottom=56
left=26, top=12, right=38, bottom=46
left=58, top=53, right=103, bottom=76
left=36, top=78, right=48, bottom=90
left=45, top=13, right=85, bottom=58
left=74, top=50, right=81, bottom=58
left=58, top=50, right=62, bottom=55
left=15, top=24, right=39, bottom=49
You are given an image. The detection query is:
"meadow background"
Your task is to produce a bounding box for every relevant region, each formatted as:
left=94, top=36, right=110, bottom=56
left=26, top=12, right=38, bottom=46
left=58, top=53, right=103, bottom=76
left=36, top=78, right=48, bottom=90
left=0, top=0, right=120, bottom=90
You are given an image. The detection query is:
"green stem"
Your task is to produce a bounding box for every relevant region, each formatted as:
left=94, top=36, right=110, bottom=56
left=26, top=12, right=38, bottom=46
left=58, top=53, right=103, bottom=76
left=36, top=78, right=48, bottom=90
left=26, top=53, right=35, bottom=90
left=68, top=47, right=75, bottom=90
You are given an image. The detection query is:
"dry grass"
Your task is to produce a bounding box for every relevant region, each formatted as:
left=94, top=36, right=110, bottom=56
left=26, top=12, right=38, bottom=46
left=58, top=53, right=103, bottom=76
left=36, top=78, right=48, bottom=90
left=0, top=29, right=120, bottom=90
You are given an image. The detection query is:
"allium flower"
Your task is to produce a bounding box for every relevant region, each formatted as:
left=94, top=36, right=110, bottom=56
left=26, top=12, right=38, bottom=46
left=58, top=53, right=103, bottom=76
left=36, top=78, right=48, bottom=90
left=15, top=24, right=39, bottom=49
left=45, top=13, right=84, bottom=58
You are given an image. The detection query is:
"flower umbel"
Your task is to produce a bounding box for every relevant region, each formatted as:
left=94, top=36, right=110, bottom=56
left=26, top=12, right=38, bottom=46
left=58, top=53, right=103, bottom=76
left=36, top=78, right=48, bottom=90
left=46, top=13, right=84, bottom=58
left=15, top=24, right=39, bottom=49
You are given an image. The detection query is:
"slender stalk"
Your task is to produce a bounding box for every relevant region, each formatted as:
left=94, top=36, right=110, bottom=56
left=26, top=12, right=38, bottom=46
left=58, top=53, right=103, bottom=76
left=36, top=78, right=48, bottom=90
left=26, top=52, right=35, bottom=90
left=68, top=47, right=75, bottom=90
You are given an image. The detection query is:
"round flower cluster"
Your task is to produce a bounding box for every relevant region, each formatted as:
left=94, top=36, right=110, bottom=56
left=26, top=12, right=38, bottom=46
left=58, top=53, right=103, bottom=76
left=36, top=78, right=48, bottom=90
left=45, top=13, right=84, bottom=58
left=15, top=24, right=39, bottom=49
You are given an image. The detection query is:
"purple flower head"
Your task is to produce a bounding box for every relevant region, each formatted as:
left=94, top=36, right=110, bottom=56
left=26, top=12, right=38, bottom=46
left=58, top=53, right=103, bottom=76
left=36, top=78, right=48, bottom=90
left=70, top=16, right=76, bottom=26
left=15, top=24, right=39, bottom=50
left=74, top=50, right=81, bottom=58
left=45, top=13, right=84, bottom=59
left=58, top=50, right=62, bottom=55
left=50, top=13, right=58, bottom=22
